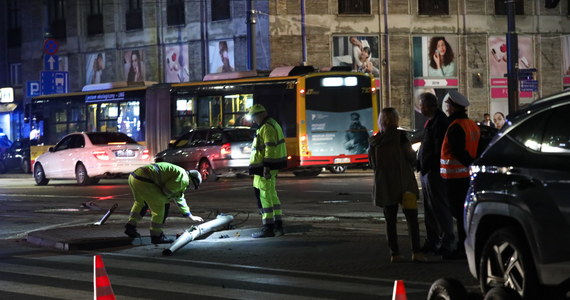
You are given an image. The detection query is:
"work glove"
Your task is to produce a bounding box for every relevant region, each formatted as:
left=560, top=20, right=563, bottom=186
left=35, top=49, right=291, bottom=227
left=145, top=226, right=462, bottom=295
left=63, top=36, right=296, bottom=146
left=188, top=215, right=203, bottom=222
left=263, top=167, right=271, bottom=179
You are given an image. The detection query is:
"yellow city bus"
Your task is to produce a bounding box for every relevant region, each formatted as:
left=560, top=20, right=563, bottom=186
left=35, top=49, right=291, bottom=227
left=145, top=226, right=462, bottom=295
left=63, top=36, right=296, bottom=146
left=30, top=68, right=378, bottom=177
left=146, top=67, right=379, bottom=176
left=30, top=82, right=153, bottom=165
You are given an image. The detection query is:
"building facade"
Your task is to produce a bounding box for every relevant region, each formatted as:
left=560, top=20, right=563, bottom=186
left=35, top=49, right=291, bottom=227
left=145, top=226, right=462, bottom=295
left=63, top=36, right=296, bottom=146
left=0, top=0, right=270, bottom=141
left=1, top=0, right=569, bottom=140
left=268, top=0, right=570, bottom=128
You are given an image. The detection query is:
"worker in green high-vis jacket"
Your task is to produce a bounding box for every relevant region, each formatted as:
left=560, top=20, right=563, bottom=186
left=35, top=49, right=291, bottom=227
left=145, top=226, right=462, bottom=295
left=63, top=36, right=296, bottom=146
left=248, top=104, right=288, bottom=238
left=124, top=162, right=204, bottom=244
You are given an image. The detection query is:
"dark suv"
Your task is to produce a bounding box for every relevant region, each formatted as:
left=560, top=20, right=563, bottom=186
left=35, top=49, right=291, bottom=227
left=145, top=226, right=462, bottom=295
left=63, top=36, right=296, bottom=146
left=155, top=127, right=255, bottom=181
left=464, top=91, right=570, bottom=299
left=0, top=138, right=38, bottom=173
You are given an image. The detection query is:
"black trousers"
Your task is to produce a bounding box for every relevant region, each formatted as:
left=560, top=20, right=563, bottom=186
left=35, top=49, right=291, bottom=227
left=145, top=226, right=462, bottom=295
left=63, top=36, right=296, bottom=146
left=444, top=177, right=470, bottom=249
left=383, top=204, right=421, bottom=256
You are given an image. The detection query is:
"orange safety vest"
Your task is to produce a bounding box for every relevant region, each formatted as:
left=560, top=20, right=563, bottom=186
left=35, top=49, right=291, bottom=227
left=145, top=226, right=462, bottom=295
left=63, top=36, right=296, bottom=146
left=440, top=118, right=480, bottom=179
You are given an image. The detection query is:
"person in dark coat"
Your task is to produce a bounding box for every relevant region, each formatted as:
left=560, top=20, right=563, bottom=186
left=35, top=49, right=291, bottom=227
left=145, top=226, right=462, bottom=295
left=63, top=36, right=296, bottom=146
left=368, top=107, right=425, bottom=263
left=417, top=92, right=455, bottom=256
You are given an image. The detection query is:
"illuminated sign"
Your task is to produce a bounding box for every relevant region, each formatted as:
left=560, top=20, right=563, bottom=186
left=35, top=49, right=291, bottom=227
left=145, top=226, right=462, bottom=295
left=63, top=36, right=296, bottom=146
left=85, top=92, right=126, bottom=103
left=0, top=87, right=14, bottom=103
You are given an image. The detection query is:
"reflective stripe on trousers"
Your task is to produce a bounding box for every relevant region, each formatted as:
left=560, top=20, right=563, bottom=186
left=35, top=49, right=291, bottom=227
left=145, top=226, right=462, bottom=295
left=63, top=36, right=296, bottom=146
left=253, top=171, right=282, bottom=225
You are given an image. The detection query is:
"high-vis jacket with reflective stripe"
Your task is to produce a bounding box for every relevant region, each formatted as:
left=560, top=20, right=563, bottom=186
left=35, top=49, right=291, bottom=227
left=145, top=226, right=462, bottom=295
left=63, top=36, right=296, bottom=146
left=132, top=162, right=191, bottom=216
left=440, top=118, right=480, bottom=179
left=249, top=117, right=287, bottom=175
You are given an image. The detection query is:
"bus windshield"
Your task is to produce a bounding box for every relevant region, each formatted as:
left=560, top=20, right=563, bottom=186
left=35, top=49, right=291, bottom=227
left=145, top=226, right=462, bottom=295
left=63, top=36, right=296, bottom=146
left=305, top=75, right=374, bottom=156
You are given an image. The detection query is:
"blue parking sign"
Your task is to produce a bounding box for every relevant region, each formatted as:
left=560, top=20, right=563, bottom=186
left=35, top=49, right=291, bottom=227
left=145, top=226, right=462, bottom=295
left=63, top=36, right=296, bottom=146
left=27, top=81, right=41, bottom=97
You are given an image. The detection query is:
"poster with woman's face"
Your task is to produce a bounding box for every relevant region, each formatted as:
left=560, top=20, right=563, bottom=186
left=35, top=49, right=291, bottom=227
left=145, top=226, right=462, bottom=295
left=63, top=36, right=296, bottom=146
left=208, top=39, right=234, bottom=74
left=413, top=35, right=458, bottom=78
left=164, top=45, right=190, bottom=83
left=489, top=36, right=534, bottom=78
left=331, top=35, right=380, bottom=77
left=123, top=49, right=145, bottom=82
left=86, top=53, right=106, bottom=85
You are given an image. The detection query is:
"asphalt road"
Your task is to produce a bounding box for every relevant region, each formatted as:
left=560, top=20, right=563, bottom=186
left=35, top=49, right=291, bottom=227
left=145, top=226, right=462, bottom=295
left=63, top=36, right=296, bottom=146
left=0, top=170, right=481, bottom=299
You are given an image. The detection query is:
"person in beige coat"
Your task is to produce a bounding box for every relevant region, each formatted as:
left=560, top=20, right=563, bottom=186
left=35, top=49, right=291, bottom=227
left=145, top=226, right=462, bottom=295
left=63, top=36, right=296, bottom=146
left=368, top=107, right=425, bottom=263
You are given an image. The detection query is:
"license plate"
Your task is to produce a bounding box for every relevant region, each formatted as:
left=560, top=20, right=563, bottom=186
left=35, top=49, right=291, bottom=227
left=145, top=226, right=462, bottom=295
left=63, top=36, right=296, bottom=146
left=114, top=149, right=135, bottom=157
left=241, top=146, right=252, bottom=154
left=334, top=157, right=350, bottom=164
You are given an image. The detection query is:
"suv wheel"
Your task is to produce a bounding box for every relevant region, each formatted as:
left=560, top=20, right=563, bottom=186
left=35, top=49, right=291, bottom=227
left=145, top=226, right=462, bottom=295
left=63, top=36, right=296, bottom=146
left=479, top=227, right=538, bottom=299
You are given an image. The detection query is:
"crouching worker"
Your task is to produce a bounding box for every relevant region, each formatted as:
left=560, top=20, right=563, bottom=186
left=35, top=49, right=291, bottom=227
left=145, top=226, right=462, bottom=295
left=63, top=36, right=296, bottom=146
left=124, top=162, right=204, bottom=244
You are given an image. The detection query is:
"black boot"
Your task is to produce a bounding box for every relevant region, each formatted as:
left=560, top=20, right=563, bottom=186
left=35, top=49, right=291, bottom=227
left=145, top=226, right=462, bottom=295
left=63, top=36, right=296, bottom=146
left=151, top=233, right=174, bottom=244
left=124, top=223, right=140, bottom=238
left=252, top=224, right=275, bottom=238
left=274, top=220, right=285, bottom=237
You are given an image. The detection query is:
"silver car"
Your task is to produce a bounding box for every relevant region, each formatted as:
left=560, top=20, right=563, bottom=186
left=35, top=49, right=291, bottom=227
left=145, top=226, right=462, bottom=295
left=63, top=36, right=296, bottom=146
left=155, top=127, right=255, bottom=181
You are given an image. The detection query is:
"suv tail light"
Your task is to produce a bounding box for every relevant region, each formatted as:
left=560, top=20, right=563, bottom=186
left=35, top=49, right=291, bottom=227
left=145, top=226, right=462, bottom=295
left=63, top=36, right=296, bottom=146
left=92, top=150, right=110, bottom=160
left=221, top=143, right=231, bottom=158
left=141, top=149, right=150, bottom=160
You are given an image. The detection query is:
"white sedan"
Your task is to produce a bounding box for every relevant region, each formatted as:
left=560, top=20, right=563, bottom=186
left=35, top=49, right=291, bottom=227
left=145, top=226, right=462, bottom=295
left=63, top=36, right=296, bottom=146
left=33, top=132, right=150, bottom=185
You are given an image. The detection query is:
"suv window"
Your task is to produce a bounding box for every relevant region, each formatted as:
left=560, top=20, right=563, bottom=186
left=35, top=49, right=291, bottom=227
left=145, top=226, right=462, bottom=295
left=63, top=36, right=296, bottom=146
left=87, top=132, right=138, bottom=145
left=541, top=104, right=570, bottom=154
left=226, top=129, right=255, bottom=142
left=509, top=110, right=551, bottom=152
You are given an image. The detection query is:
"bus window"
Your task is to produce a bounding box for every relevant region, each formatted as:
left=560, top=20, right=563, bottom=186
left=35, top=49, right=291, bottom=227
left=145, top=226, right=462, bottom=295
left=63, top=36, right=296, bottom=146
left=118, top=101, right=142, bottom=140
left=197, top=96, right=221, bottom=127
left=98, top=103, right=119, bottom=132
left=87, top=104, right=97, bottom=132
left=222, top=94, right=253, bottom=127
left=174, top=97, right=196, bottom=138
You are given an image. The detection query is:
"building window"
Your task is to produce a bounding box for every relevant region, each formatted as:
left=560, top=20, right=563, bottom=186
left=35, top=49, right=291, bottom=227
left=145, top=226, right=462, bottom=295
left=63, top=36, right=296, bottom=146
left=87, top=0, right=103, bottom=35
left=495, top=0, right=524, bottom=15
left=338, top=0, right=371, bottom=15
left=7, top=0, right=21, bottom=47
left=126, top=0, right=143, bottom=30
left=10, top=63, right=22, bottom=87
left=48, top=0, right=66, bottom=40
left=212, top=0, right=230, bottom=21
left=418, top=0, right=449, bottom=15
left=167, top=0, right=185, bottom=26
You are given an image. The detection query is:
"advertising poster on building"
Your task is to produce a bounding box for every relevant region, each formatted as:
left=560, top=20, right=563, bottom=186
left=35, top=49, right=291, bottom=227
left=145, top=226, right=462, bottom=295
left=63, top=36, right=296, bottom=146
left=123, top=49, right=145, bottom=82
left=488, top=36, right=534, bottom=114
left=412, top=35, right=459, bottom=129
left=563, top=35, right=570, bottom=89
left=306, top=108, right=373, bottom=156
left=85, top=53, right=106, bottom=85
left=331, top=36, right=380, bottom=78
left=164, top=44, right=190, bottom=83
left=208, top=39, right=235, bottom=74
left=413, top=35, right=458, bottom=79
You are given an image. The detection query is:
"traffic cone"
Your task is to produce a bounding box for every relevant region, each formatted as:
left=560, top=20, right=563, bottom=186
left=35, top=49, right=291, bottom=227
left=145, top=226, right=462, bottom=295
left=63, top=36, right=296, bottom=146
left=392, top=280, right=407, bottom=300
left=93, top=255, right=116, bottom=300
